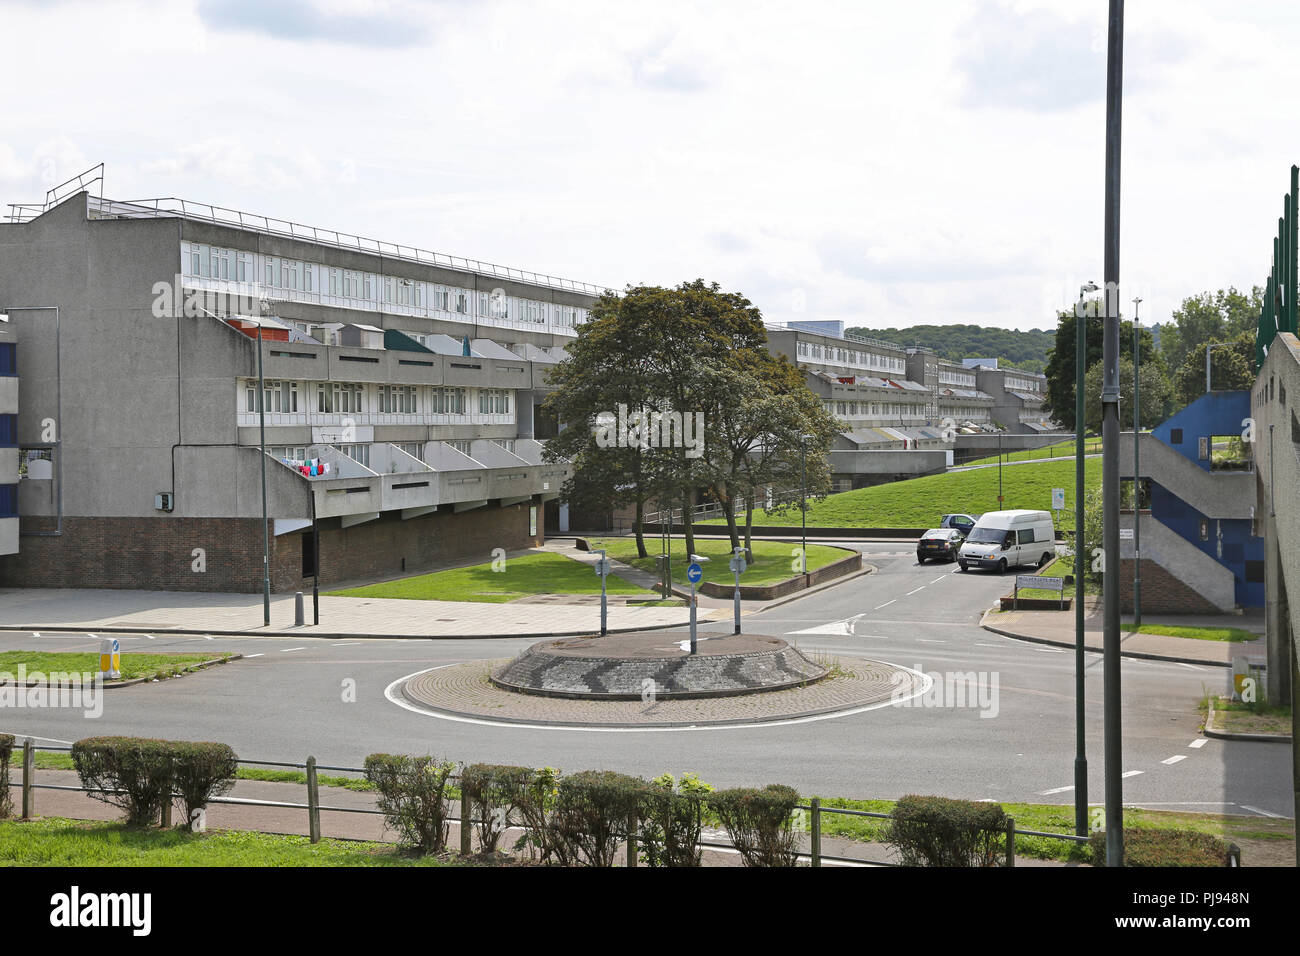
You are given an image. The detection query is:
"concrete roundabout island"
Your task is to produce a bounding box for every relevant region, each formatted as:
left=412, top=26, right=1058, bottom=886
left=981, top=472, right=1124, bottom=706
left=394, top=630, right=929, bottom=729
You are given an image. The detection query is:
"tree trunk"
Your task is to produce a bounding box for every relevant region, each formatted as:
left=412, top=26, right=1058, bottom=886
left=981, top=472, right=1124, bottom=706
left=744, top=497, right=755, bottom=566
left=683, top=485, right=696, bottom=557
left=723, top=485, right=740, bottom=554
left=634, top=497, right=647, bottom=558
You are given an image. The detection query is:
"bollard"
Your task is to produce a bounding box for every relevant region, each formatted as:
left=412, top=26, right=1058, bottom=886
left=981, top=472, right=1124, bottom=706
left=1005, top=816, right=1016, bottom=867
left=810, top=797, right=821, bottom=868
left=98, top=636, right=120, bottom=680
left=306, top=756, right=321, bottom=844
left=295, top=591, right=305, bottom=627
left=626, top=812, right=638, bottom=868
left=21, top=739, right=34, bottom=820
left=460, top=789, right=471, bottom=856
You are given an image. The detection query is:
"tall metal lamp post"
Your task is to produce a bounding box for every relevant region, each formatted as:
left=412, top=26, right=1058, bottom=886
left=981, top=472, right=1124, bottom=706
left=798, top=434, right=812, bottom=576
left=255, top=305, right=273, bottom=627
left=1073, top=278, right=1098, bottom=838
left=1132, top=296, right=1142, bottom=630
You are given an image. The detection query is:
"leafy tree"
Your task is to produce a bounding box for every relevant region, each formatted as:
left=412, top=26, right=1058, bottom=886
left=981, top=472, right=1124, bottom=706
left=1043, top=302, right=1155, bottom=431
left=1081, top=355, right=1173, bottom=434
left=1160, top=287, right=1263, bottom=374
left=1173, top=331, right=1255, bottom=407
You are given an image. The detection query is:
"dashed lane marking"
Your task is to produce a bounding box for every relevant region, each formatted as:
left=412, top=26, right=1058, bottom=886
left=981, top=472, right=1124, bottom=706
left=1189, top=738, right=1209, bottom=749
left=1240, top=805, right=1284, bottom=818
left=906, top=587, right=925, bottom=596
left=1038, top=785, right=1075, bottom=795
left=1161, top=755, right=1188, bottom=765
left=874, top=600, right=896, bottom=610
left=1121, top=770, right=1144, bottom=778
left=280, top=647, right=306, bottom=653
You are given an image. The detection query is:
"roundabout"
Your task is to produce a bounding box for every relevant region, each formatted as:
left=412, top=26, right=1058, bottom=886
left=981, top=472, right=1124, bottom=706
left=392, top=630, right=929, bottom=729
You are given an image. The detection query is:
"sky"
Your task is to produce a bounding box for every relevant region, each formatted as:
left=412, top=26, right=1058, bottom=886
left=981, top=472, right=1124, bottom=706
left=2, top=0, right=1299, bottom=332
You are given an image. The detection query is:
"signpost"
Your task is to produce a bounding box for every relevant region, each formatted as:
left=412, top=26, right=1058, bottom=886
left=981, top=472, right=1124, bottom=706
left=687, top=556, right=707, bottom=655
left=594, top=549, right=611, bottom=636
left=728, top=547, right=747, bottom=635
left=1015, top=574, right=1066, bottom=611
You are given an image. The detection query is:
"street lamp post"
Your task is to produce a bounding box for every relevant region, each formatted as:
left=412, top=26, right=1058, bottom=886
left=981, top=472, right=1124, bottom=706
left=997, top=430, right=1003, bottom=506
left=1132, top=296, right=1142, bottom=630
left=799, top=435, right=810, bottom=576
left=256, top=312, right=271, bottom=628
left=1073, top=279, right=1098, bottom=838
left=1101, top=0, right=1126, bottom=867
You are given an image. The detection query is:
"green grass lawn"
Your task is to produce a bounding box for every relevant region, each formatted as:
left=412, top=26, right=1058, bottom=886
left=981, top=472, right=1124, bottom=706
left=961, top=437, right=1102, bottom=467
left=0, top=651, right=233, bottom=683
left=0, top=818, right=460, bottom=867
left=812, top=797, right=1293, bottom=863
left=325, top=551, right=658, bottom=602
left=1126, top=622, right=1258, bottom=643
left=703, top=457, right=1099, bottom=532
left=584, top=536, right=850, bottom=588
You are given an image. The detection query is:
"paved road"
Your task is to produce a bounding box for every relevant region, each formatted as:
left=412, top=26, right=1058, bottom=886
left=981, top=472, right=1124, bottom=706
left=1, top=542, right=1291, bottom=817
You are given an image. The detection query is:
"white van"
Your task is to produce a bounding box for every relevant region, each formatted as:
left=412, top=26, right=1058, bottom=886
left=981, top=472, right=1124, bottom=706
left=957, top=510, right=1057, bottom=573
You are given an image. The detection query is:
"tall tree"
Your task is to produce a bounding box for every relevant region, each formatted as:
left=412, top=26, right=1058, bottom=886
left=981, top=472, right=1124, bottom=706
left=1160, top=287, right=1263, bottom=374
left=1173, top=331, right=1255, bottom=407
left=1082, top=355, right=1173, bottom=434
left=1043, top=302, right=1154, bottom=431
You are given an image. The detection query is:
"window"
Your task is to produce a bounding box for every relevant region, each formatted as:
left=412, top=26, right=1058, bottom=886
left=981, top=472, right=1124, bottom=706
left=433, top=387, right=467, bottom=414
left=493, top=439, right=516, bottom=453
left=478, top=389, right=511, bottom=414
left=318, top=382, right=364, bottom=414
left=236, top=252, right=251, bottom=283
left=269, top=445, right=308, bottom=461
left=334, top=443, right=370, bottom=467
left=377, top=385, right=419, bottom=414
left=246, top=380, right=299, bottom=414
left=447, top=440, right=472, bottom=455
left=397, top=442, right=425, bottom=462
left=1017, top=529, right=1036, bottom=544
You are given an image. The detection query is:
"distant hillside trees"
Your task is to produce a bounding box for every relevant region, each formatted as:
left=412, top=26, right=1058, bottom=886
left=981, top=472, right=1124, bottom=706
left=844, top=324, right=1055, bottom=374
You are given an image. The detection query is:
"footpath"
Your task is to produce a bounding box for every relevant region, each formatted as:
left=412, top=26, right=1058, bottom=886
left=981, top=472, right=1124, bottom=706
left=982, top=600, right=1266, bottom=667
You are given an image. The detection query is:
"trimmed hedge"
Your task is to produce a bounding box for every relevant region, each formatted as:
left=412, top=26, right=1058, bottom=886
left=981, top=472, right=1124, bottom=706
left=71, top=737, right=177, bottom=826
left=709, top=785, right=801, bottom=867
left=461, top=763, right=535, bottom=854
left=0, top=734, right=13, bottom=820
left=363, top=753, right=457, bottom=854
left=886, top=795, right=1008, bottom=867
left=169, top=742, right=238, bottom=825
left=551, top=770, right=645, bottom=867
left=1089, top=829, right=1236, bottom=867
left=69, top=737, right=238, bottom=828
left=638, top=773, right=711, bottom=868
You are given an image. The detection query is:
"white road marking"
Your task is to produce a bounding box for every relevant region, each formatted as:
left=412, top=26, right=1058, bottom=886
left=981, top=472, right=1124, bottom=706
left=874, top=600, right=896, bottom=610
left=0, top=732, right=76, bottom=745
left=384, top=661, right=935, bottom=734
left=906, top=587, right=925, bottom=596
left=1240, top=805, right=1284, bottom=818
left=1035, top=647, right=1065, bottom=653
left=974, top=643, right=1005, bottom=648
left=335, top=642, right=362, bottom=647
left=1189, top=738, right=1209, bottom=749
left=916, top=639, right=947, bottom=644
left=280, top=647, right=306, bottom=653
left=1038, top=785, right=1075, bottom=795
left=1161, top=755, right=1188, bottom=765
left=244, top=653, right=264, bottom=659
left=929, top=576, right=946, bottom=585
left=1121, top=770, right=1144, bottom=778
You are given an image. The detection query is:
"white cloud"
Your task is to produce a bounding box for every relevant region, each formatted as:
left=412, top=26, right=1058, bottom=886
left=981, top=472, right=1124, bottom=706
left=0, top=0, right=1297, bottom=332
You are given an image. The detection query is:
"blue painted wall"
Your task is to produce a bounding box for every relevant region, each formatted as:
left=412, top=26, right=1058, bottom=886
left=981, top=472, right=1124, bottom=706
left=1148, top=390, right=1262, bottom=607
left=1153, top=391, right=1251, bottom=471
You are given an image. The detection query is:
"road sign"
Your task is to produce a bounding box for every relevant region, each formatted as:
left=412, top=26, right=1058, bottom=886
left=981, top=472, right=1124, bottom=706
left=594, top=558, right=611, bottom=575
left=687, top=562, right=703, bottom=584
left=1052, top=487, right=1065, bottom=510
left=1120, top=528, right=1134, bottom=540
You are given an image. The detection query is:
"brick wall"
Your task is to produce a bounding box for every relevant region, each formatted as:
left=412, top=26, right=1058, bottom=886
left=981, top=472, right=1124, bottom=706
left=0, top=502, right=543, bottom=592
left=1117, top=558, right=1222, bottom=614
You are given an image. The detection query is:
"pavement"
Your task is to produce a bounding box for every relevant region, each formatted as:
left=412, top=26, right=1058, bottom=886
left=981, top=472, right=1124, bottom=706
left=982, top=600, right=1267, bottom=667
left=0, top=538, right=869, bottom=639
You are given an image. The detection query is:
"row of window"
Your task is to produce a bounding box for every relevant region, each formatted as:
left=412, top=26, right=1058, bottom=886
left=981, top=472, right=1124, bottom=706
left=243, top=381, right=510, bottom=416
left=184, top=242, right=590, bottom=329
left=828, top=400, right=923, bottom=418
left=798, top=340, right=906, bottom=374
left=938, top=371, right=976, bottom=387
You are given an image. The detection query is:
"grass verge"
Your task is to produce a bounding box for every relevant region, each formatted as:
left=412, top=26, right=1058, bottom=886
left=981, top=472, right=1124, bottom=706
left=1124, top=622, right=1257, bottom=643
left=702, top=457, right=1100, bottom=531
left=584, top=536, right=850, bottom=588
left=325, top=551, right=658, bottom=602
left=0, top=651, right=234, bottom=683
left=0, top=817, right=460, bottom=867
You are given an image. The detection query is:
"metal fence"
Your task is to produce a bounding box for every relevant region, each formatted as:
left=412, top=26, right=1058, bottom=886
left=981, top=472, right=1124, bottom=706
left=11, top=740, right=1225, bottom=867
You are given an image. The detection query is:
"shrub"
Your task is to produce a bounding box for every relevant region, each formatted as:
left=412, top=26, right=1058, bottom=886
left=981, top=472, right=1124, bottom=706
left=71, top=737, right=175, bottom=826
left=885, top=795, right=1008, bottom=867
left=551, top=770, right=645, bottom=866
left=1089, top=828, right=1235, bottom=867
left=709, top=784, right=801, bottom=867
left=363, top=753, right=457, bottom=854
left=0, top=734, right=13, bottom=820
left=638, top=772, right=712, bottom=867
left=499, top=766, right=562, bottom=863
left=460, top=763, right=533, bottom=854
left=168, top=741, right=238, bottom=826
